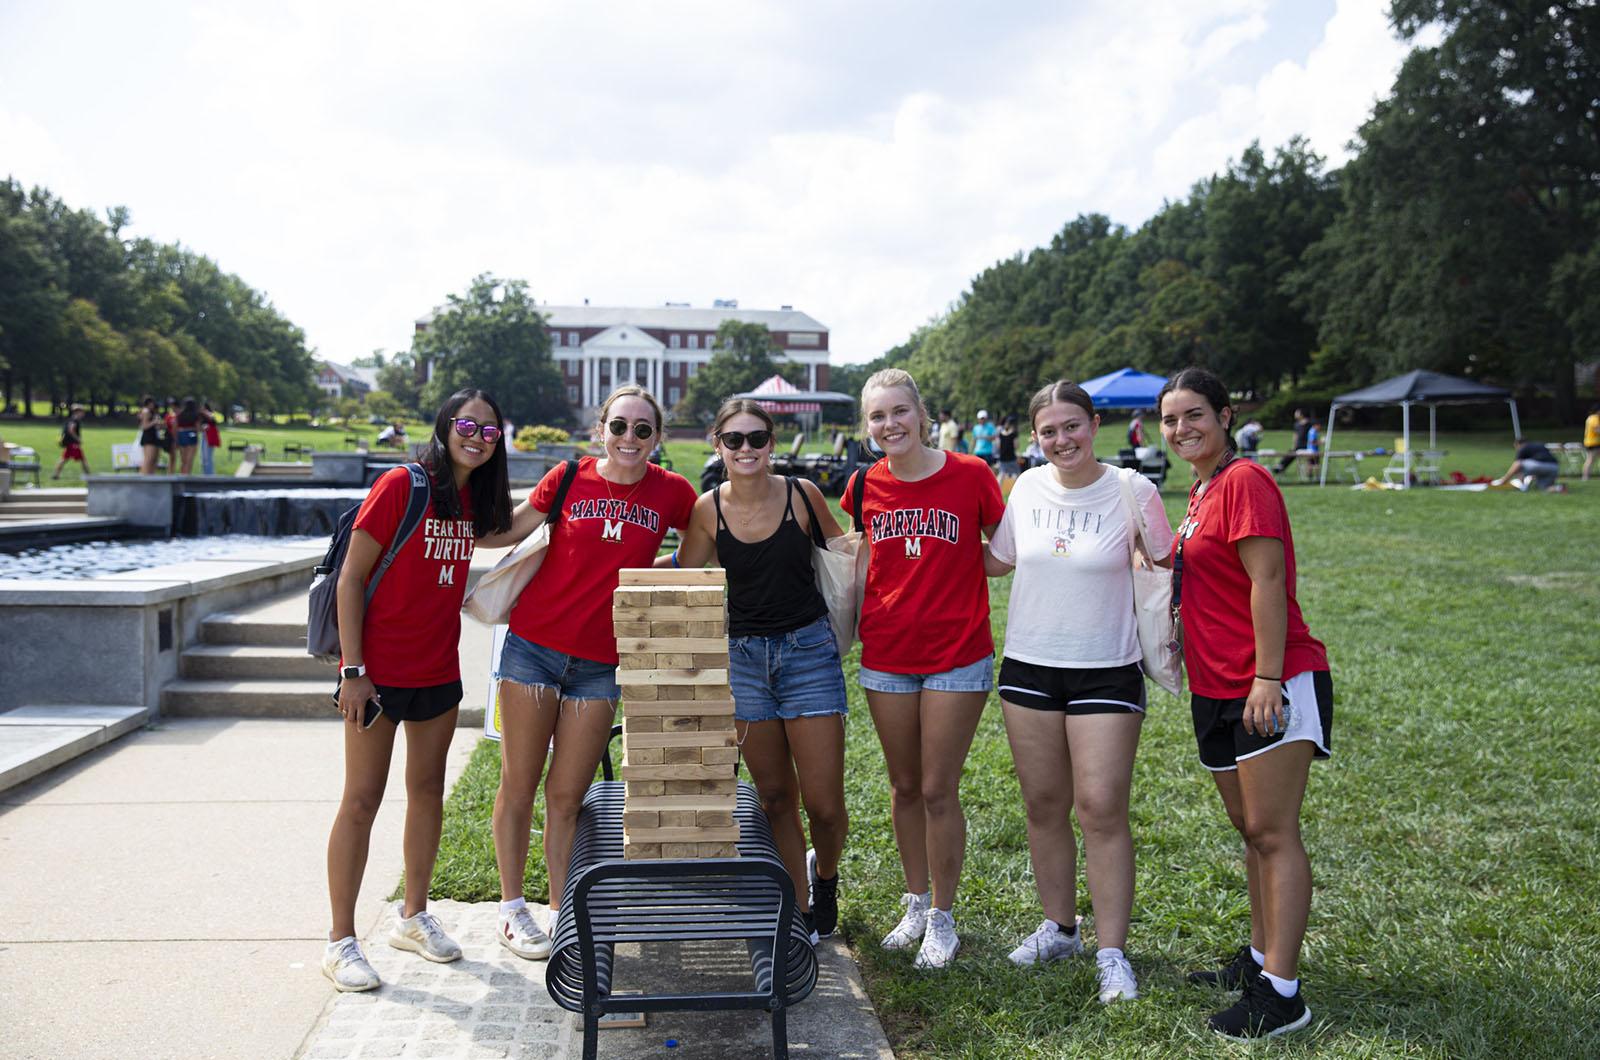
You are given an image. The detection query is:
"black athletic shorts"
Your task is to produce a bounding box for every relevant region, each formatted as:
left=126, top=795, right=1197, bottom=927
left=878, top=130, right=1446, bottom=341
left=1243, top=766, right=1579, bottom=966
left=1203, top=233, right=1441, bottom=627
left=997, top=658, right=1146, bottom=714
left=335, top=679, right=463, bottom=725
left=1190, top=670, right=1332, bottom=771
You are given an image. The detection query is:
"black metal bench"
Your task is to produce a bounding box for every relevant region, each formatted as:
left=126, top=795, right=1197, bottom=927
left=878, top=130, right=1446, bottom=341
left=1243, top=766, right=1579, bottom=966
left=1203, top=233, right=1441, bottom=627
left=546, top=779, right=818, bottom=1060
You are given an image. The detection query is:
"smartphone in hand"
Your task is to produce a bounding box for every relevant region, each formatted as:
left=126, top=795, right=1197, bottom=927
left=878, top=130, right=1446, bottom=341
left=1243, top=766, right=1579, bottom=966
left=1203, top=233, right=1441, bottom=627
left=332, top=688, right=384, bottom=730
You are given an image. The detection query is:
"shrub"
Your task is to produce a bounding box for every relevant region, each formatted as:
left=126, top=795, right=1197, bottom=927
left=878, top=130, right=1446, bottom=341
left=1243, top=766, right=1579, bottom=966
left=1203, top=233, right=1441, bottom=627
left=513, top=424, right=572, bottom=451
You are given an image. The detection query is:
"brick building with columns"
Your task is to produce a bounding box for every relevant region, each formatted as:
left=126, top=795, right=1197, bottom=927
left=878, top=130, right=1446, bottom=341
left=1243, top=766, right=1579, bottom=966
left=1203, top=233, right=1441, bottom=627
left=414, top=302, right=830, bottom=420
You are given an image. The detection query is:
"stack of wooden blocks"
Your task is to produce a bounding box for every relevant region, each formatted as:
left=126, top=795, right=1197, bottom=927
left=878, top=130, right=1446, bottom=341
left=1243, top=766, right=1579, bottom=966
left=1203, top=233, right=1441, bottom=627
left=614, top=568, right=740, bottom=860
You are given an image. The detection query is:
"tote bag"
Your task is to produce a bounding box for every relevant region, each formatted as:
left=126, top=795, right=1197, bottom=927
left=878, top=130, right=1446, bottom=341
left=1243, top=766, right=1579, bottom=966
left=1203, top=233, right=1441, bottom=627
left=792, top=478, right=865, bottom=655
left=1112, top=466, right=1183, bottom=696
left=461, top=460, right=579, bottom=626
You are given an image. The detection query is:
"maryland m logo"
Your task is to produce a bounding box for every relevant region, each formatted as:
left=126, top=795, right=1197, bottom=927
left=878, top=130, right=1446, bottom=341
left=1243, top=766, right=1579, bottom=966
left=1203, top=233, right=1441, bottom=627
left=437, top=565, right=455, bottom=586
left=602, top=518, right=625, bottom=542
left=904, top=538, right=922, bottom=558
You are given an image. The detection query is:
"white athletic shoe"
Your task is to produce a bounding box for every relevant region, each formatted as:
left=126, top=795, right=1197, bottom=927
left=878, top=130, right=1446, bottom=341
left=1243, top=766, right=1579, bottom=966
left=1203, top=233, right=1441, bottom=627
left=387, top=904, right=463, bottom=963
left=1096, top=949, right=1140, bottom=1003
left=1008, top=917, right=1085, bottom=966
left=498, top=905, right=552, bottom=960
left=913, top=908, right=960, bottom=970
left=322, top=935, right=381, bottom=992
left=880, top=892, right=931, bottom=950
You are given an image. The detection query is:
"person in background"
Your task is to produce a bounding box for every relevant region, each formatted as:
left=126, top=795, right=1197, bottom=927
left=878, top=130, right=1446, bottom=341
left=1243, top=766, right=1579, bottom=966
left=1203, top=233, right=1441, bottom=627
left=1234, top=420, right=1265, bottom=458
left=996, top=414, right=1021, bottom=493
left=137, top=396, right=163, bottom=475
left=1274, top=410, right=1310, bottom=474
left=163, top=398, right=180, bottom=476
left=201, top=401, right=222, bottom=475
left=1127, top=412, right=1145, bottom=449
left=174, top=397, right=202, bottom=475
left=1583, top=404, right=1599, bottom=481
left=937, top=408, right=959, bottom=451
left=971, top=409, right=997, bottom=467
left=52, top=404, right=91, bottom=480
left=1494, top=438, right=1565, bottom=492
left=1304, top=421, right=1322, bottom=475
left=953, top=423, right=969, bottom=454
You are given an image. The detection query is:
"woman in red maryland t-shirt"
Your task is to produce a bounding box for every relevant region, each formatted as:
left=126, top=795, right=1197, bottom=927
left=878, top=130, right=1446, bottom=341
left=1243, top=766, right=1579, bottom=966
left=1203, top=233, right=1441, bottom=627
left=322, top=388, right=514, bottom=993
left=840, top=369, right=1005, bottom=971
left=479, top=385, right=697, bottom=962
left=1159, top=367, right=1332, bottom=1041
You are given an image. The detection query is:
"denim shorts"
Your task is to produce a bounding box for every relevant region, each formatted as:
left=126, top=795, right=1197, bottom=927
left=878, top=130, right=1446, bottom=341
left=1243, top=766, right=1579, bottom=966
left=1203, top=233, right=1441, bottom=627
left=858, top=653, right=995, bottom=695
left=495, top=631, right=621, bottom=702
left=729, top=615, right=848, bottom=722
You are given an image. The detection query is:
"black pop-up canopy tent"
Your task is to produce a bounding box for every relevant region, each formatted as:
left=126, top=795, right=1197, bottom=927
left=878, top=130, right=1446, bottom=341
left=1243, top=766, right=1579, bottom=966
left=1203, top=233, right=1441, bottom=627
left=1321, top=369, right=1520, bottom=487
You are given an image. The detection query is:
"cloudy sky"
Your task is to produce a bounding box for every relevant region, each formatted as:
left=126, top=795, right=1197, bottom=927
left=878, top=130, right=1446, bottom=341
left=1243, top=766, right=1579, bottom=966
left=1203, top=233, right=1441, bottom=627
left=1, top=0, right=1416, bottom=364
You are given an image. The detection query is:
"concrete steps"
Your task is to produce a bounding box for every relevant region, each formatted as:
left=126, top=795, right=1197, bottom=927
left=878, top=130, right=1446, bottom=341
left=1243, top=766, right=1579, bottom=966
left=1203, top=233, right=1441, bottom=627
left=0, top=499, right=90, bottom=516
left=161, top=678, right=337, bottom=718
left=200, top=608, right=309, bottom=648
left=180, top=644, right=334, bottom=680
left=0, top=705, right=150, bottom=794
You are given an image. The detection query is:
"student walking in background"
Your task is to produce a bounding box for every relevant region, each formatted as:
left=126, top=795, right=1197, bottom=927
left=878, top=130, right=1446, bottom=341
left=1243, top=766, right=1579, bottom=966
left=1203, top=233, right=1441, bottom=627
left=842, top=369, right=1005, bottom=970
left=322, top=388, right=513, bottom=992
left=984, top=380, right=1173, bottom=1004
left=1159, top=367, right=1332, bottom=1041
left=174, top=397, right=202, bottom=475
left=1584, top=404, right=1599, bottom=480
left=996, top=414, right=1021, bottom=495
left=971, top=409, right=997, bottom=467
left=137, top=396, right=163, bottom=475
left=670, top=398, right=850, bottom=944
left=52, top=404, right=90, bottom=479
left=201, top=401, right=221, bottom=474
left=480, top=385, right=697, bottom=963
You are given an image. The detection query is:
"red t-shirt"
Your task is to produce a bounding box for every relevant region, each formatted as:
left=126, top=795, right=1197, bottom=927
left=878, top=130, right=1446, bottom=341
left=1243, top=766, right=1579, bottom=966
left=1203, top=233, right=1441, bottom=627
left=508, top=457, right=697, bottom=664
left=842, top=452, right=1006, bottom=674
left=349, top=466, right=475, bottom=687
left=1176, top=459, right=1328, bottom=698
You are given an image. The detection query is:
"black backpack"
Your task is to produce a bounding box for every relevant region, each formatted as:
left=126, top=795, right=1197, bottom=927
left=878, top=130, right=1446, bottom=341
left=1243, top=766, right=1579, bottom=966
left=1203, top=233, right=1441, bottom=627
left=307, top=463, right=431, bottom=659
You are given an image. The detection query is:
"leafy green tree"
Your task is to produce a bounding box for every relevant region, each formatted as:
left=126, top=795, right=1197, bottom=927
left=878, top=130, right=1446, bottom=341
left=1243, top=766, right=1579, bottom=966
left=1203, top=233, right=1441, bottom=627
left=414, top=274, right=565, bottom=425
left=679, top=321, right=804, bottom=421
left=376, top=351, right=424, bottom=412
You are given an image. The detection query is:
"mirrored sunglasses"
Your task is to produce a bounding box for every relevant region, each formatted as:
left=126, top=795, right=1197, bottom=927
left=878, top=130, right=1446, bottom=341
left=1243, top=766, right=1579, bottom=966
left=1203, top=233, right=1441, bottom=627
left=717, top=429, right=772, bottom=450
left=607, top=418, right=654, bottom=440
left=452, top=418, right=502, bottom=443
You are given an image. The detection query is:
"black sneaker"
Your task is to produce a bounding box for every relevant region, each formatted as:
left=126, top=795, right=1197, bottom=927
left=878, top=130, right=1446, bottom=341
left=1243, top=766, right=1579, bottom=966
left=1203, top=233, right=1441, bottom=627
left=807, top=849, right=838, bottom=938
left=801, top=910, right=820, bottom=946
left=1186, top=944, right=1262, bottom=989
left=1208, top=974, right=1312, bottom=1040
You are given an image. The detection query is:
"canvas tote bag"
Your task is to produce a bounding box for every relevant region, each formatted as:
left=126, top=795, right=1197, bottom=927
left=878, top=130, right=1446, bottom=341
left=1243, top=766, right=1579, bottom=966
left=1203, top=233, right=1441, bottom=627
left=1112, top=465, right=1183, bottom=696
left=792, top=477, right=865, bottom=655
left=462, top=459, right=579, bottom=626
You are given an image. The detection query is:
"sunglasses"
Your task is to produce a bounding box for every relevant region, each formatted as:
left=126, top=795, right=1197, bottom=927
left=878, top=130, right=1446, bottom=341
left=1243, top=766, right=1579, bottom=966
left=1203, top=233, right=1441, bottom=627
left=607, top=418, right=655, bottom=440
left=452, top=418, right=502, bottom=443
left=717, top=429, right=773, bottom=450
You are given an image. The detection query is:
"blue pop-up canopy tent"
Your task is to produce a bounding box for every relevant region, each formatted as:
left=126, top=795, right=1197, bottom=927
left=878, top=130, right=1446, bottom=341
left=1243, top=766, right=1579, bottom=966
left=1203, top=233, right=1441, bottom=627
left=1078, top=367, right=1168, bottom=409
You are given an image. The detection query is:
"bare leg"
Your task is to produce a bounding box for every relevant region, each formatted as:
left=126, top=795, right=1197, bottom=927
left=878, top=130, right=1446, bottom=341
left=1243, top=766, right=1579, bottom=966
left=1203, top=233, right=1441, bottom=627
left=739, top=719, right=809, bottom=912
left=1001, top=702, right=1076, bottom=926
left=541, top=698, right=618, bottom=913
left=917, top=689, right=986, bottom=911
left=1210, top=769, right=1264, bottom=954
left=1237, top=742, right=1315, bottom=980
left=785, top=715, right=847, bottom=878
left=491, top=682, right=559, bottom=901
left=399, top=706, right=459, bottom=917
left=865, top=690, right=927, bottom=895
left=326, top=717, right=400, bottom=940
left=1064, top=711, right=1142, bottom=950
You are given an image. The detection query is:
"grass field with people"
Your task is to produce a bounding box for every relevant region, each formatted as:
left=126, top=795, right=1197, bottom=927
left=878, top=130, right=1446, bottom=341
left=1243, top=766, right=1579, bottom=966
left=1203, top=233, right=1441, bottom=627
left=423, top=475, right=1598, bottom=1058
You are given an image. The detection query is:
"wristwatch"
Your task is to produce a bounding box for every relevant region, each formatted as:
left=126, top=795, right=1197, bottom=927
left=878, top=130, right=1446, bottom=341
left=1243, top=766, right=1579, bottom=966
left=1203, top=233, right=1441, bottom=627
left=341, top=664, right=366, bottom=680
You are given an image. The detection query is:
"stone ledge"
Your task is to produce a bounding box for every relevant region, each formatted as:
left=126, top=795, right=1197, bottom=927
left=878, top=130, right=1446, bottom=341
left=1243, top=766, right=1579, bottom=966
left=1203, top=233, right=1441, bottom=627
left=0, top=705, right=149, bottom=794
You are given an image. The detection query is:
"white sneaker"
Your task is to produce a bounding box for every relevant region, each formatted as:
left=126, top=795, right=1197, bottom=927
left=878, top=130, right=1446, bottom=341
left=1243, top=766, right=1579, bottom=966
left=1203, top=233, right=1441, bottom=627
left=1008, top=917, right=1085, bottom=966
left=498, top=905, right=552, bottom=960
left=322, top=935, right=380, bottom=992
left=1096, top=949, right=1139, bottom=1003
left=913, top=907, right=960, bottom=969
left=880, top=892, right=931, bottom=950
left=387, top=904, right=463, bottom=963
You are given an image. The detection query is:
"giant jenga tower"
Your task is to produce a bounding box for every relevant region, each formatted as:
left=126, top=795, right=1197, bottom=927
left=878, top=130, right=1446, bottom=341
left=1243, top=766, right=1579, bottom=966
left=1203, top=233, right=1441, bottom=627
left=614, top=568, right=740, bottom=859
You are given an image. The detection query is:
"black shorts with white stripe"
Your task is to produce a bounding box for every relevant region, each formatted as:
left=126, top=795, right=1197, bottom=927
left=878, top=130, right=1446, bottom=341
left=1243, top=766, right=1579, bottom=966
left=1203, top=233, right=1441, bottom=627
left=997, top=658, right=1147, bottom=715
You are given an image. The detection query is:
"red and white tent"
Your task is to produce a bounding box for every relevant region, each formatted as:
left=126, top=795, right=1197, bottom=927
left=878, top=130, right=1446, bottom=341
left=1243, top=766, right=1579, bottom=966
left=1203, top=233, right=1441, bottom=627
left=745, top=374, right=821, bottom=414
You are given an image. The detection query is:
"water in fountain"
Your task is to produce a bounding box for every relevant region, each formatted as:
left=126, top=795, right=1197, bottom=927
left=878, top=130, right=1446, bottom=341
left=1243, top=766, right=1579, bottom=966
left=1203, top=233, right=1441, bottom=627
left=175, top=488, right=370, bottom=536
left=3, top=535, right=324, bottom=579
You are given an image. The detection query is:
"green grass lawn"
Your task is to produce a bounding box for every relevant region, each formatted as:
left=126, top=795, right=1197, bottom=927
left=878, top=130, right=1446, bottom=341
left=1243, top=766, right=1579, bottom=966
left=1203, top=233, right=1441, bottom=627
left=425, top=477, right=1599, bottom=1057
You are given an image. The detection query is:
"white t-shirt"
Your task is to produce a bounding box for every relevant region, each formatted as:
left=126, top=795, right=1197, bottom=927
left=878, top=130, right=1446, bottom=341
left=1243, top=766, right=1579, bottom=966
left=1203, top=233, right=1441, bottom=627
left=989, top=463, right=1175, bottom=668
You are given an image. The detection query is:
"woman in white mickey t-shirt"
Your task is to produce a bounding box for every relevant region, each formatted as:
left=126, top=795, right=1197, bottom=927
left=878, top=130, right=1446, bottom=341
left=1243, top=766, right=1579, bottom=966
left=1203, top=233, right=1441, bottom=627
left=984, top=380, right=1173, bottom=1005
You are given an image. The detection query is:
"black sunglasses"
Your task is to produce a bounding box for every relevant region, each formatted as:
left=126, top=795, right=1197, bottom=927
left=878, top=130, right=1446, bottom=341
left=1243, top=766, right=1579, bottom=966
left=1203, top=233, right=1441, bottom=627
left=452, top=418, right=502, bottom=443
left=607, top=418, right=654, bottom=440
left=717, top=429, right=773, bottom=450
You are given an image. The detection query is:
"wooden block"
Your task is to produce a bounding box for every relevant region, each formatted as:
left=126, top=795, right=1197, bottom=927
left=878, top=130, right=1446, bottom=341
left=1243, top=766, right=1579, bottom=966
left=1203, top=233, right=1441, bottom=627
left=626, top=730, right=734, bottom=749
left=622, top=810, right=660, bottom=830
left=662, top=843, right=699, bottom=858
left=663, top=747, right=703, bottom=764
left=623, top=843, right=662, bottom=859
left=664, top=780, right=704, bottom=794
left=621, top=684, right=657, bottom=701
left=657, top=685, right=698, bottom=700
left=687, top=622, right=724, bottom=637
left=614, top=619, right=652, bottom=638
left=626, top=780, right=666, bottom=797
left=618, top=568, right=726, bottom=586
left=620, top=763, right=730, bottom=781
left=697, top=684, right=734, bottom=701
left=621, top=826, right=741, bottom=843
left=699, top=779, right=738, bottom=795
left=685, top=587, right=724, bottom=606
left=617, top=638, right=728, bottom=654
left=626, top=795, right=739, bottom=811
left=622, top=714, right=663, bottom=733
left=654, top=653, right=694, bottom=669
left=697, top=842, right=738, bottom=857
left=692, top=652, right=729, bottom=667
left=651, top=589, right=686, bottom=607
left=612, top=586, right=660, bottom=611
left=620, top=652, right=658, bottom=670
left=660, top=810, right=697, bottom=828
left=699, top=713, right=736, bottom=731
left=649, top=621, right=688, bottom=637
left=696, top=810, right=734, bottom=828
left=613, top=605, right=724, bottom=623
left=622, top=698, right=735, bottom=716
left=614, top=668, right=729, bottom=686
left=663, top=715, right=700, bottom=731
left=700, top=746, right=739, bottom=765
left=623, top=746, right=664, bottom=765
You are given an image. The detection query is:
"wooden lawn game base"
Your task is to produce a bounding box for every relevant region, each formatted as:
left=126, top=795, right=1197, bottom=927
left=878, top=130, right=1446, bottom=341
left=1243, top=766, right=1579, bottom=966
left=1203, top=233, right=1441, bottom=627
left=614, top=568, right=741, bottom=859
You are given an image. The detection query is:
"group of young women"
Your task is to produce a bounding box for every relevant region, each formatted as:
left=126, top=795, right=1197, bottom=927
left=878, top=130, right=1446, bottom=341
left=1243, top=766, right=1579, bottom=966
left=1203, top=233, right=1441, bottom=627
left=319, top=365, right=1334, bottom=1042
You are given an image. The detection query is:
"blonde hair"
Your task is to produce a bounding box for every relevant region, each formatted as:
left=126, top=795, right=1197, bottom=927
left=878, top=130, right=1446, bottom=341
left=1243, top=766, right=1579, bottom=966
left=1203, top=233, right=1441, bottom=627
left=597, top=384, right=666, bottom=435
left=860, top=368, right=931, bottom=445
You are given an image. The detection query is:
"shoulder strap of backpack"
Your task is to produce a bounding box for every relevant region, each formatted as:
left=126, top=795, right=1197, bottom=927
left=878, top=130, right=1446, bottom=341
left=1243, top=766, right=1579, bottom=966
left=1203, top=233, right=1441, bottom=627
left=849, top=459, right=877, bottom=535
left=546, top=459, right=580, bottom=527
left=364, top=463, right=431, bottom=605
left=790, top=476, right=827, bottom=547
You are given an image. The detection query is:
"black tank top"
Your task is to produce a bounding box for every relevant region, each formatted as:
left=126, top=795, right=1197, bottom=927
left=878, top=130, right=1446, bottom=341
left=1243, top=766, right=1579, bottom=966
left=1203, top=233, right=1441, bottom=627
left=714, top=478, right=830, bottom=638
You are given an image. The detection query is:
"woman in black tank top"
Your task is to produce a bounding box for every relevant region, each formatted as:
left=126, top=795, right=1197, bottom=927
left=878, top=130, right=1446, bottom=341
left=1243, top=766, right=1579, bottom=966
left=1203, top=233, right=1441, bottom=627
left=671, top=399, right=850, bottom=943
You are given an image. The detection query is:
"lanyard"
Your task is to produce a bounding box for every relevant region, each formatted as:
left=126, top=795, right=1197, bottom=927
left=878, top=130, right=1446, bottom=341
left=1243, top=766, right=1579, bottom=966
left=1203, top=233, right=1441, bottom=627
left=1170, top=451, right=1239, bottom=621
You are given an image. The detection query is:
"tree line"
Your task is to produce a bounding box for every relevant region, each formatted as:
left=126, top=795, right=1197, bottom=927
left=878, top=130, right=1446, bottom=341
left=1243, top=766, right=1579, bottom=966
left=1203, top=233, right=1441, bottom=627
left=0, top=180, right=316, bottom=418
left=853, top=1, right=1597, bottom=425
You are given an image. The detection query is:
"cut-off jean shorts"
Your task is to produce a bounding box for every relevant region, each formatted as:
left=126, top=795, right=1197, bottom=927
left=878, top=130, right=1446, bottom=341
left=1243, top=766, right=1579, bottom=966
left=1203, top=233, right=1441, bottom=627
left=495, top=630, right=621, bottom=703
left=728, top=614, right=849, bottom=723
left=857, top=653, right=995, bottom=695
